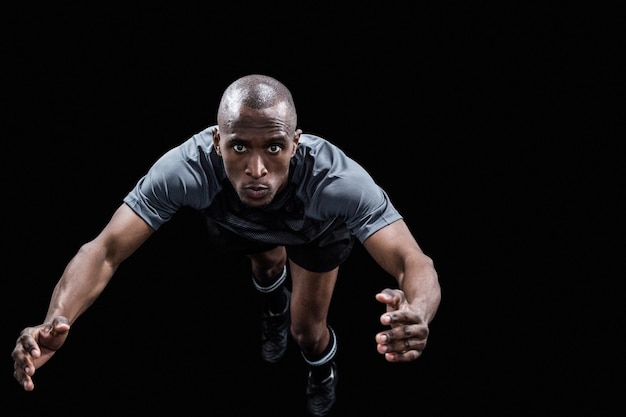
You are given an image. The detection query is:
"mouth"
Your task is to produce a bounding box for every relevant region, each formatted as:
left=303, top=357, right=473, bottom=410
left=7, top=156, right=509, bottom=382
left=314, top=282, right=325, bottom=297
left=242, top=183, right=270, bottom=200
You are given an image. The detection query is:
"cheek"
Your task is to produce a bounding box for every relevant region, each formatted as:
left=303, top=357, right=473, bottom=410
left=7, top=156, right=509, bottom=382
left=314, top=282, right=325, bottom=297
left=268, top=158, right=291, bottom=173
left=222, top=158, right=241, bottom=177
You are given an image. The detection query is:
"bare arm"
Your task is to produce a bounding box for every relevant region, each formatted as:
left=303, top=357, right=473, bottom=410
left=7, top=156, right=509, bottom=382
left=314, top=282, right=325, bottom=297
left=12, top=204, right=154, bottom=390
left=45, top=204, right=155, bottom=323
left=363, top=219, right=441, bottom=362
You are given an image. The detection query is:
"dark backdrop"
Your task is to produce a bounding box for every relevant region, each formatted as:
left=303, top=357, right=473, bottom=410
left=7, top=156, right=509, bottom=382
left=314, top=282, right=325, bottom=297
left=3, top=3, right=621, bottom=416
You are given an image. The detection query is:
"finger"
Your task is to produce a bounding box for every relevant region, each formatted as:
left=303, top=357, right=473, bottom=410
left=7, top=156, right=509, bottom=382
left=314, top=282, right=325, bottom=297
left=375, top=287, right=394, bottom=300
left=51, top=316, right=71, bottom=334
left=376, top=339, right=423, bottom=361
left=13, top=366, right=35, bottom=391
left=375, top=288, right=402, bottom=306
left=379, top=309, right=416, bottom=326
left=39, top=317, right=70, bottom=350
left=23, top=378, right=35, bottom=391
left=376, top=323, right=411, bottom=342
left=12, top=340, right=38, bottom=372
left=12, top=353, right=36, bottom=376
left=376, top=289, right=409, bottom=318
left=376, top=339, right=427, bottom=357
left=16, top=332, right=42, bottom=359
left=383, top=349, right=422, bottom=363
left=377, top=314, right=430, bottom=343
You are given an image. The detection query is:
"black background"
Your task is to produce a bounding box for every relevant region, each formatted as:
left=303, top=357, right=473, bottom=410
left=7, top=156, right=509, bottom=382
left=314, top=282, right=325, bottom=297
left=3, top=3, right=622, bottom=416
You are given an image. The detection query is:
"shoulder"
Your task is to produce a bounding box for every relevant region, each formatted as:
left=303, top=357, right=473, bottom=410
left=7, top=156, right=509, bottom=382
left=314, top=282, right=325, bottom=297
left=294, top=133, right=383, bottom=205
left=138, top=125, right=221, bottom=200
left=298, top=133, right=342, bottom=155
left=295, top=133, right=359, bottom=173
left=176, top=125, right=216, bottom=160
left=152, top=125, right=216, bottom=171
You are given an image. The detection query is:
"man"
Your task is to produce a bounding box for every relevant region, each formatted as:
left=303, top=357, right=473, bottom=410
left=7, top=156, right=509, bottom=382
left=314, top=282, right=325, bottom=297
left=11, top=74, right=441, bottom=417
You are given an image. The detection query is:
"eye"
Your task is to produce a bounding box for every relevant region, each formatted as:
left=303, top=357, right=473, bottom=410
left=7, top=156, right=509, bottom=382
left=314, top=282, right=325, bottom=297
left=268, top=144, right=282, bottom=154
left=233, top=144, right=247, bottom=153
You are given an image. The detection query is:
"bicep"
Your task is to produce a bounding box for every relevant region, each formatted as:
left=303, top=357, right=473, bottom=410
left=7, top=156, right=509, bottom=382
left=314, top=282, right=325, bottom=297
left=92, top=204, right=155, bottom=265
left=363, top=220, right=423, bottom=277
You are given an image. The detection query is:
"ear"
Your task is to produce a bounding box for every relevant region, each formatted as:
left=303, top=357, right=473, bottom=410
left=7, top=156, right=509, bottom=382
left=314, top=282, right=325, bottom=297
left=291, top=129, right=302, bottom=156
left=212, top=127, right=221, bottom=155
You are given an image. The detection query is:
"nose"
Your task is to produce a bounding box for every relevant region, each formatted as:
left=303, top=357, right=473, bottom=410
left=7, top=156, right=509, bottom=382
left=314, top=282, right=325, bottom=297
left=245, top=152, right=268, bottom=178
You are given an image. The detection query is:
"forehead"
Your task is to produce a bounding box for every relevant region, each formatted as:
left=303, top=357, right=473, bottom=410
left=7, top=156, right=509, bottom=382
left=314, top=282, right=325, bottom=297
left=220, top=102, right=292, bottom=137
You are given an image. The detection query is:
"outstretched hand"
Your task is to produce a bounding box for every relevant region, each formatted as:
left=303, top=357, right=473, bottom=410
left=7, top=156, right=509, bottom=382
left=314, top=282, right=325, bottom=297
left=375, top=288, right=430, bottom=362
left=12, top=316, right=70, bottom=391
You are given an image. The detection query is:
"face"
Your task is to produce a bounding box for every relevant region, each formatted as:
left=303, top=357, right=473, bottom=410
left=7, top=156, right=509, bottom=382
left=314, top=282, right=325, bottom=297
left=214, top=102, right=301, bottom=208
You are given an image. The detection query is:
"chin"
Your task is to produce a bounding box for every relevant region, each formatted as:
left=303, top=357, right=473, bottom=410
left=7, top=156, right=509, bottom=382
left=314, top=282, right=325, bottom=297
left=240, top=196, right=273, bottom=208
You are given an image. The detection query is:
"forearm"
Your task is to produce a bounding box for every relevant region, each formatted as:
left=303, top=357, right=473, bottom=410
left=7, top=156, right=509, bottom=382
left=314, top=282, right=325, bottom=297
left=363, top=220, right=442, bottom=322
left=398, top=254, right=441, bottom=324
left=45, top=242, right=118, bottom=324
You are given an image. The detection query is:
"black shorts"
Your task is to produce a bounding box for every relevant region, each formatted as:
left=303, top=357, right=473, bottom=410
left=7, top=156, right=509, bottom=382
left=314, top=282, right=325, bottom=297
left=204, top=218, right=355, bottom=273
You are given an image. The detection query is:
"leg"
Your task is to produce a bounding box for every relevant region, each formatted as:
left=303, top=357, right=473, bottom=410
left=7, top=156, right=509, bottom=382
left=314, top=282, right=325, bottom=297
left=289, top=259, right=339, bottom=417
left=248, top=246, right=287, bottom=284
left=249, top=246, right=291, bottom=363
left=288, top=260, right=338, bottom=357
left=249, top=246, right=289, bottom=313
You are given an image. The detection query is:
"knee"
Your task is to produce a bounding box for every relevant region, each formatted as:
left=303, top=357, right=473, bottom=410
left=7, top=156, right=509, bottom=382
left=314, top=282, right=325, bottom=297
left=290, top=322, right=329, bottom=355
left=249, top=248, right=287, bottom=282
left=253, top=263, right=286, bottom=282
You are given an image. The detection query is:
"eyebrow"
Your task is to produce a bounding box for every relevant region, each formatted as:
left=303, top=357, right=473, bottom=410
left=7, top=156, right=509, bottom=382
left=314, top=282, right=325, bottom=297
left=228, top=135, right=289, bottom=144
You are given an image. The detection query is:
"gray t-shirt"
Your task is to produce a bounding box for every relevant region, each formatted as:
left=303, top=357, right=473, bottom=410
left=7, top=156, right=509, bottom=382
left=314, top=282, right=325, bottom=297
left=123, top=125, right=402, bottom=246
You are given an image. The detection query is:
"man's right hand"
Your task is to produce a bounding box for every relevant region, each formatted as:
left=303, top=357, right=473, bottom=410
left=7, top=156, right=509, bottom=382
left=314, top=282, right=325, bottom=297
left=12, top=316, right=70, bottom=391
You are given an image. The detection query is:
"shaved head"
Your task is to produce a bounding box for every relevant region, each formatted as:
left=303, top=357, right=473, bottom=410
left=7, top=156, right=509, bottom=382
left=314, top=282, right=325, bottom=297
left=217, top=74, right=298, bottom=131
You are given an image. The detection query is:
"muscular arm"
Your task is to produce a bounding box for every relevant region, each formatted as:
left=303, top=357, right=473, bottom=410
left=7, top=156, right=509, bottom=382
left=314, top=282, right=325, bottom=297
left=12, top=203, right=155, bottom=390
left=46, top=203, right=155, bottom=324
left=363, top=219, right=441, bottom=361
